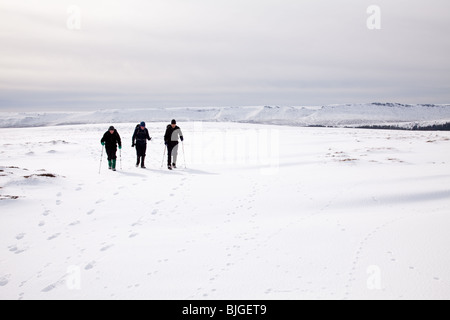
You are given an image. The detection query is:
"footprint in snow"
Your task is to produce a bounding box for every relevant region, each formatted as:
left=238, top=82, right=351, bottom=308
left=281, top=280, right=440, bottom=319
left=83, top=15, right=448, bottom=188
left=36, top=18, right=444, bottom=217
left=56, top=200, right=62, bottom=206
left=41, top=280, right=64, bottom=293
left=42, top=210, right=51, bottom=216
left=151, top=210, right=158, bottom=215
left=0, top=275, right=10, bottom=287
left=69, top=221, right=80, bottom=227
left=100, top=244, right=114, bottom=252
left=16, top=233, right=25, bottom=240
left=129, top=233, right=138, bottom=238
left=87, top=209, right=95, bottom=216
left=131, top=220, right=143, bottom=227
left=38, top=221, right=45, bottom=227
left=47, top=233, right=61, bottom=241
left=158, top=259, right=169, bottom=263
left=56, top=192, right=62, bottom=197
left=85, top=261, right=96, bottom=270
left=8, top=245, right=27, bottom=254
left=96, top=199, right=104, bottom=204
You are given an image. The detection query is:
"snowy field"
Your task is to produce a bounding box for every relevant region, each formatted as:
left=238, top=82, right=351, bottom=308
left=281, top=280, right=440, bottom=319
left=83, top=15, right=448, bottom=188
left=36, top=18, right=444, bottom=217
left=0, top=122, right=450, bottom=300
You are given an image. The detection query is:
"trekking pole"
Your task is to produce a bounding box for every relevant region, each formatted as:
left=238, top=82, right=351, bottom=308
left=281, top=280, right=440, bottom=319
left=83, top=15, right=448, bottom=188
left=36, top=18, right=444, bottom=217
left=120, top=148, right=123, bottom=170
left=182, top=141, right=187, bottom=169
left=99, top=145, right=104, bottom=174
left=161, top=145, right=166, bottom=168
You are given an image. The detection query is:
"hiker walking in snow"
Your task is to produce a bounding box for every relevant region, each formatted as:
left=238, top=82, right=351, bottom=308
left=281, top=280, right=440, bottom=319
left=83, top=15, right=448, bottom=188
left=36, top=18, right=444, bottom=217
left=164, top=119, right=184, bottom=170
left=101, top=126, right=122, bottom=171
left=132, top=122, right=152, bottom=168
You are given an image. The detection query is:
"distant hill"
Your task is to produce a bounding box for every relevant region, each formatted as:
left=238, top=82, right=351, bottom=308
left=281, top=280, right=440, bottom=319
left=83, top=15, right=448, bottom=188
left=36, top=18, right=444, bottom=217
left=1, top=103, right=450, bottom=130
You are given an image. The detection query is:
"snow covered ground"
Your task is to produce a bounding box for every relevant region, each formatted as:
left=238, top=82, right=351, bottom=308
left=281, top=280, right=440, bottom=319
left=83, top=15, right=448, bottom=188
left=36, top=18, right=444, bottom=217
left=1, top=103, right=450, bottom=129
left=1, top=122, right=450, bottom=300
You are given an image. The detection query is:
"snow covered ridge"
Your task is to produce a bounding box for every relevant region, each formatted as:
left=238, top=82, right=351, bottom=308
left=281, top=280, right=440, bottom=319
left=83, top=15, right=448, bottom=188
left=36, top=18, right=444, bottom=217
left=1, top=103, right=450, bottom=129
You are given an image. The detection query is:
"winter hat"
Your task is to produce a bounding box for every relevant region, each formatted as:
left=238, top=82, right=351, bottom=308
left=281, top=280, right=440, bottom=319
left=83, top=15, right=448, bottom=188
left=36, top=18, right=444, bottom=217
left=140, top=122, right=146, bottom=127
left=109, top=126, right=115, bottom=131
left=171, top=119, right=177, bottom=125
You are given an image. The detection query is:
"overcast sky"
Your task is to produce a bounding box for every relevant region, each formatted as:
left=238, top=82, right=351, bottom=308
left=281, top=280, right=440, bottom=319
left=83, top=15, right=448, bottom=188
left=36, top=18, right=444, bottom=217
left=1, top=0, right=449, bottom=111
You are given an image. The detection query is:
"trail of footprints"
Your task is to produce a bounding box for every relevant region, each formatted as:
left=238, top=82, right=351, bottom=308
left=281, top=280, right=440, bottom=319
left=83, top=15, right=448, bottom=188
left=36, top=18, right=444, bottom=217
left=344, top=211, right=445, bottom=298
left=198, top=180, right=374, bottom=298
left=186, top=179, right=264, bottom=298
left=5, top=183, right=105, bottom=293
left=71, top=177, right=191, bottom=294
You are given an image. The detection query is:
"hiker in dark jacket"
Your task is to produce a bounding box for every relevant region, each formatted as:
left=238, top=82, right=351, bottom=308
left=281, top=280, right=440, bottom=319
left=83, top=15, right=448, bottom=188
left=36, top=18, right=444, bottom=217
left=132, top=122, right=152, bottom=168
left=164, top=119, right=184, bottom=170
left=101, top=126, right=122, bottom=171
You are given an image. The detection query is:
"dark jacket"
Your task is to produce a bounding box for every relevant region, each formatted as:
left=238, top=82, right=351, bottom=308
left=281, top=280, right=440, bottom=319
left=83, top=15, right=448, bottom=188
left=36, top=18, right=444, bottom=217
left=164, top=125, right=184, bottom=144
left=101, top=130, right=122, bottom=150
left=133, top=126, right=151, bottom=145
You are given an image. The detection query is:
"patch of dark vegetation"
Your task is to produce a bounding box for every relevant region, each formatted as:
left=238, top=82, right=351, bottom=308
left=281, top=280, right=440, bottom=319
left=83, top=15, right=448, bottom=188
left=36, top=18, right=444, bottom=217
left=371, top=102, right=442, bottom=108
left=356, top=122, right=450, bottom=131
left=24, top=174, right=58, bottom=179
left=52, top=140, right=69, bottom=145
left=372, top=102, right=411, bottom=108
left=0, top=195, right=19, bottom=200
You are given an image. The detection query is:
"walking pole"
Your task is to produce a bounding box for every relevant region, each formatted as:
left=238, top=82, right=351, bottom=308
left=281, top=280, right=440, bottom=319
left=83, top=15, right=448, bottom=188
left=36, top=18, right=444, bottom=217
left=182, top=141, right=187, bottom=169
left=161, top=145, right=166, bottom=168
left=99, top=145, right=104, bottom=174
left=120, top=148, right=123, bottom=170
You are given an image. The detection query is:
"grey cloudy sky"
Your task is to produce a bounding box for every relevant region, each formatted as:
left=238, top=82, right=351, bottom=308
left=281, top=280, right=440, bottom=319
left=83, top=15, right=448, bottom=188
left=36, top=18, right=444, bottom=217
left=1, top=0, right=449, bottom=111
